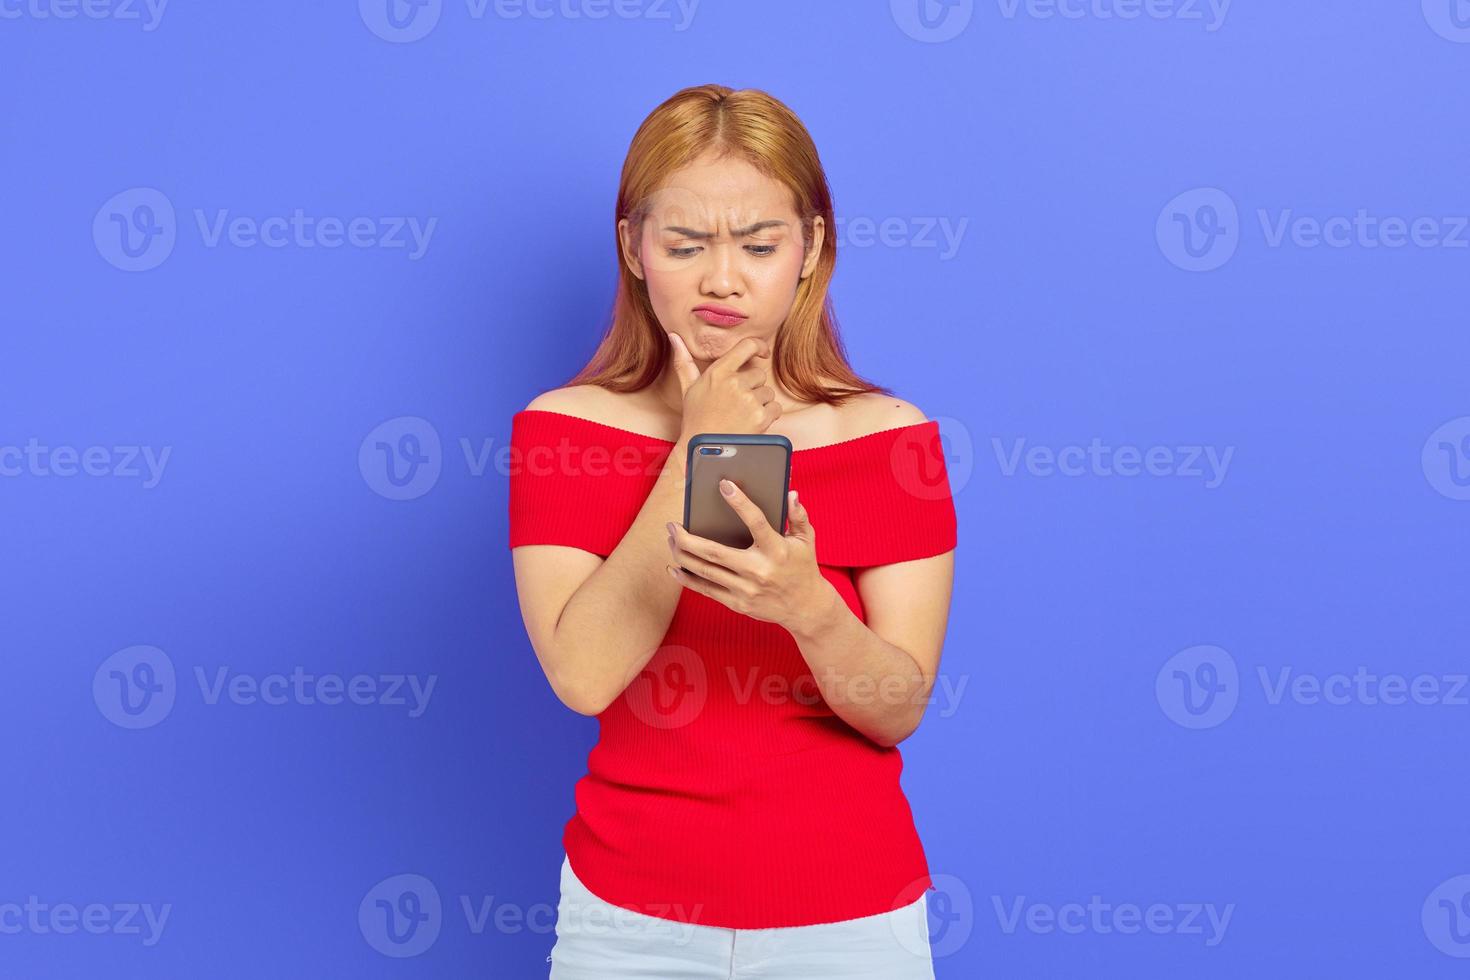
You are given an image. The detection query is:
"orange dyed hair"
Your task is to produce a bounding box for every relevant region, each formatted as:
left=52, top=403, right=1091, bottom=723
left=565, top=83, right=890, bottom=406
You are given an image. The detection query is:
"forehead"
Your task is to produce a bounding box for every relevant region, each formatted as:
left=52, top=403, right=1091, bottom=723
left=645, top=153, right=796, bottom=226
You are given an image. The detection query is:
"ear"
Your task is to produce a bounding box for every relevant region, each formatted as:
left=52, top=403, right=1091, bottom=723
left=618, top=216, right=645, bottom=281
left=799, top=215, right=824, bottom=280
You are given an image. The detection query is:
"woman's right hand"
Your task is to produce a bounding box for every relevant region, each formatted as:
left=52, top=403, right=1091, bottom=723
left=667, top=331, right=780, bottom=439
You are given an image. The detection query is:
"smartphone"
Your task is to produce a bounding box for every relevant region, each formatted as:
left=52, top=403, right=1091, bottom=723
left=682, top=433, right=793, bottom=549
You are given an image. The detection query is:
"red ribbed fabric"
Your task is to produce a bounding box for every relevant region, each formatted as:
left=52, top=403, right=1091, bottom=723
left=508, top=408, right=958, bottom=929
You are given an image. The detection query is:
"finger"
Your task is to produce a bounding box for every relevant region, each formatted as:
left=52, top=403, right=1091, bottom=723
left=670, top=541, right=750, bottom=594
left=666, top=332, right=701, bottom=395
left=785, top=488, right=815, bottom=542
left=718, top=478, right=781, bottom=549
left=667, top=564, right=741, bottom=606
left=670, top=523, right=753, bottom=574
left=735, top=366, right=768, bottom=390
left=710, top=336, right=770, bottom=377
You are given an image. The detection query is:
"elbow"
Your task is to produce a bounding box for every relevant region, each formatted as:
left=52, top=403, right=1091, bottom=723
left=562, top=688, right=610, bottom=717
left=549, top=669, right=612, bottom=717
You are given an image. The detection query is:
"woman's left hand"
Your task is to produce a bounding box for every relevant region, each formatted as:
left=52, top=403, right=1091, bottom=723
left=666, top=480, right=839, bottom=636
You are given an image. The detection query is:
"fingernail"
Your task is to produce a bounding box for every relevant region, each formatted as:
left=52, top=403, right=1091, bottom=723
left=666, top=521, right=675, bottom=536
left=720, top=479, right=734, bottom=495
left=667, top=565, right=678, bottom=579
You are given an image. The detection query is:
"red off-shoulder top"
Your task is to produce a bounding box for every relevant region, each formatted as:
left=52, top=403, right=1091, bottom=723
left=508, top=408, right=958, bottom=929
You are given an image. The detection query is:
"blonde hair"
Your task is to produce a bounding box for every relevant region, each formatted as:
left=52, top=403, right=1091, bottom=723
left=565, top=83, right=889, bottom=406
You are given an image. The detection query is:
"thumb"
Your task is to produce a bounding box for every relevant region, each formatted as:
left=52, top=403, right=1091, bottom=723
left=786, top=489, right=815, bottom=542
left=667, top=332, right=700, bottom=396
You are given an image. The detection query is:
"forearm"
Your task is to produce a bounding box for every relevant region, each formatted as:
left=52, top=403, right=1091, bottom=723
left=548, top=439, right=692, bottom=713
left=788, top=586, right=934, bottom=747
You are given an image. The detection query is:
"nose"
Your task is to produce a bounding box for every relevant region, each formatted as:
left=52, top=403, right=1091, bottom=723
left=699, top=239, right=743, bottom=298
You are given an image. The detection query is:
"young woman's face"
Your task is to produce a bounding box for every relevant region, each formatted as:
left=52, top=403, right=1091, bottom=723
left=620, top=151, right=824, bottom=364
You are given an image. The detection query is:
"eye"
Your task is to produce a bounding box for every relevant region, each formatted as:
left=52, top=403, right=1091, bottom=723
left=665, top=246, right=700, bottom=258
left=746, top=245, right=778, bottom=256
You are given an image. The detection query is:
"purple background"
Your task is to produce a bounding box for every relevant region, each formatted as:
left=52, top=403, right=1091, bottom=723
left=3, top=0, right=1469, bottom=976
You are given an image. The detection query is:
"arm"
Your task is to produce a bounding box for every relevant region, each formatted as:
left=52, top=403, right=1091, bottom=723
left=789, top=551, right=955, bottom=747
left=511, top=433, right=692, bottom=716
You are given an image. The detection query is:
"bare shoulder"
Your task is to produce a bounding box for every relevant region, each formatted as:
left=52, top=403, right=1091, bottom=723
left=523, top=384, right=610, bottom=416
left=837, top=392, right=930, bottom=440
left=522, top=384, right=677, bottom=439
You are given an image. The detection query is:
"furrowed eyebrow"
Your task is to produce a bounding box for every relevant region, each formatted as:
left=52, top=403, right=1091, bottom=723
left=661, top=219, right=789, bottom=239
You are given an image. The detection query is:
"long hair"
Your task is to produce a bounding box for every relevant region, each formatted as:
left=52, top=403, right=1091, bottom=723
left=565, top=83, right=890, bottom=406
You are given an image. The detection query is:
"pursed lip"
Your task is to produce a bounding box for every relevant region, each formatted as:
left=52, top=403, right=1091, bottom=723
left=692, top=303, right=747, bottom=319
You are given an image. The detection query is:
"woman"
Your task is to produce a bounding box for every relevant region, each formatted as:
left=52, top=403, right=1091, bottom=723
left=509, top=83, right=958, bottom=979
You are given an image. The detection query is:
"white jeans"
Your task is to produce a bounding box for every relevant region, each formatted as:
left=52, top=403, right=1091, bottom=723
left=547, top=855, right=936, bottom=979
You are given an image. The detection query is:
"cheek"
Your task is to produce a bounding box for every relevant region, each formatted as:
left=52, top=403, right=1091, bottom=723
left=747, top=251, right=806, bottom=293
left=642, top=264, right=695, bottom=309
